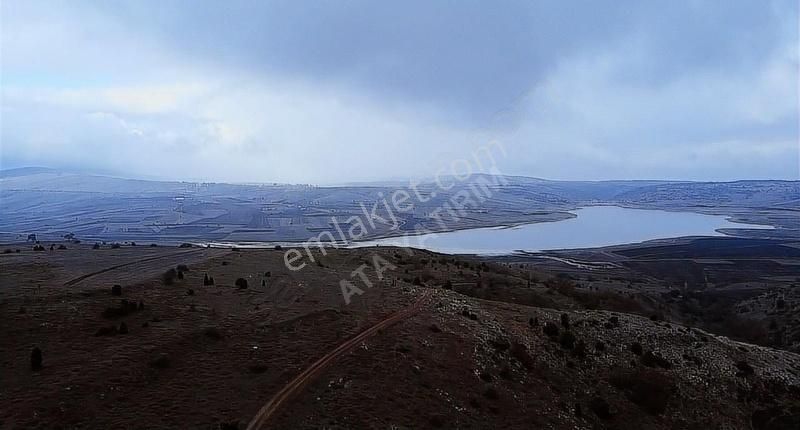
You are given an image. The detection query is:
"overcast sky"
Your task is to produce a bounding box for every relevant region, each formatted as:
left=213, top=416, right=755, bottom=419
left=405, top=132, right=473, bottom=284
left=1, top=0, right=798, bottom=184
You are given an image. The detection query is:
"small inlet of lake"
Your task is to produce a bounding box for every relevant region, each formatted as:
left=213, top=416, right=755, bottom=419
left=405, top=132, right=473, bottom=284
left=351, top=206, right=772, bottom=255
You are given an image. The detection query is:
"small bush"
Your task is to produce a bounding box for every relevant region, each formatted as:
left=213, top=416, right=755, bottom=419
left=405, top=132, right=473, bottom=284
left=149, top=353, right=170, bottom=369
left=248, top=363, right=268, bottom=374
left=203, top=327, right=222, bottom=340
left=95, top=325, right=118, bottom=336
left=641, top=351, right=672, bottom=369
left=57, top=244, right=67, bottom=250
left=162, top=268, right=178, bottom=285
left=111, top=243, right=121, bottom=249
left=595, top=341, right=606, bottom=351
left=118, top=322, right=129, bottom=334
left=735, top=360, right=755, bottom=377
left=560, top=313, right=570, bottom=328
left=483, top=386, right=499, bottom=400
left=102, top=299, right=139, bottom=319
left=31, top=347, right=43, bottom=371
left=274, top=245, right=282, bottom=250
left=93, top=243, right=101, bottom=249
left=589, top=397, right=612, bottom=419
left=111, top=285, right=122, bottom=296
left=610, top=368, right=674, bottom=415
left=235, top=278, right=248, bottom=289
left=543, top=322, right=560, bottom=339
left=559, top=331, right=576, bottom=350
left=630, top=342, right=643, bottom=356
left=179, top=243, right=192, bottom=248
left=176, top=264, right=189, bottom=272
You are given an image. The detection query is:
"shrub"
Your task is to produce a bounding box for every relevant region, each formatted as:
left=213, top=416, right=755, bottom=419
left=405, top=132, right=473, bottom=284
left=33, top=245, right=45, bottom=251
left=561, top=313, right=570, bottom=328
left=118, top=322, right=129, bottom=334
left=573, top=340, right=587, bottom=358
left=543, top=322, right=560, bottom=339
left=248, top=363, right=268, bottom=374
left=595, top=341, right=606, bottom=351
left=111, top=243, right=121, bottom=249
left=176, top=264, right=189, bottom=272
left=264, top=271, right=271, bottom=277
left=57, top=244, right=67, bottom=250
left=559, top=331, right=576, bottom=350
left=274, top=245, right=282, bottom=251
left=641, top=351, right=672, bottom=369
left=149, top=353, right=170, bottom=369
left=511, top=342, right=534, bottom=369
left=102, top=299, right=139, bottom=319
left=162, top=268, right=177, bottom=285
left=31, top=347, right=43, bottom=371
left=111, top=285, right=122, bottom=296
left=203, top=327, right=222, bottom=340
left=95, top=325, right=118, bottom=336
left=93, top=243, right=101, bottom=249
left=483, top=386, right=499, bottom=400
left=413, top=276, right=422, bottom=286
left=630, top=342, right=643, bottom=356
left=179, top=243, right=192, bottom=248
left=589, top=397, right=612, bottom=419
left=186, top=288, right=194, bottom=296
left=735, top=360, right=755, bottom=377
left=235, top=278, right=248, bottom=289
left=610, top=368, right=674, bottom=415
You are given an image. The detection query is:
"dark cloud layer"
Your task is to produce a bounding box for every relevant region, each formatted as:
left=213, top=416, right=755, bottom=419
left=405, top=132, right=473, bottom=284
left=1, top=0, right=797, bottom=182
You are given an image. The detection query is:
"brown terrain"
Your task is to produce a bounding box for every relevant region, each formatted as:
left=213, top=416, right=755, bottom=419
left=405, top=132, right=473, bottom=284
left=2, top=243, right=799, bottom=429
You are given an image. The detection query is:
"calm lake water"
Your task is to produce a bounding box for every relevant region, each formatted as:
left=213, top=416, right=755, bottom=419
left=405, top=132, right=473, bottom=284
left=352, top=206, right=770, bottom=254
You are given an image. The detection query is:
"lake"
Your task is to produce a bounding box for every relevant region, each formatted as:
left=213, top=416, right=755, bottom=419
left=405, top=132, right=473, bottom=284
left=351, top=206, right=771, bottom=254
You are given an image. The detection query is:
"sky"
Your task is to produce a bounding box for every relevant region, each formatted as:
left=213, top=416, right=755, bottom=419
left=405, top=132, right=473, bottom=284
left=1, top=0, right=798, bottom=184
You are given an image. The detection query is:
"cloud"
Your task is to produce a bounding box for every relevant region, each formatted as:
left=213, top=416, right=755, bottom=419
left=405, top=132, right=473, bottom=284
left=1, top=0, right=797, bottom=182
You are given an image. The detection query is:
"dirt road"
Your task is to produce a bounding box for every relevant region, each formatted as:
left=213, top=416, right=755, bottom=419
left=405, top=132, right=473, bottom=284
left=246, top=290, right=431, bottom=430
left=62, top=248, right=206, bottom=286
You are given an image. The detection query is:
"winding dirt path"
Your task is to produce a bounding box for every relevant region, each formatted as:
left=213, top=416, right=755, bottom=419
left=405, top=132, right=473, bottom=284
left=246, top=290, right=431, bottom=430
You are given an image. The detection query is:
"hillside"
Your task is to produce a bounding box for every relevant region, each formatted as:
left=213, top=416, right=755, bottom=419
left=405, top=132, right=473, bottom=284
left=1, top=245, right=798, bottom=429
